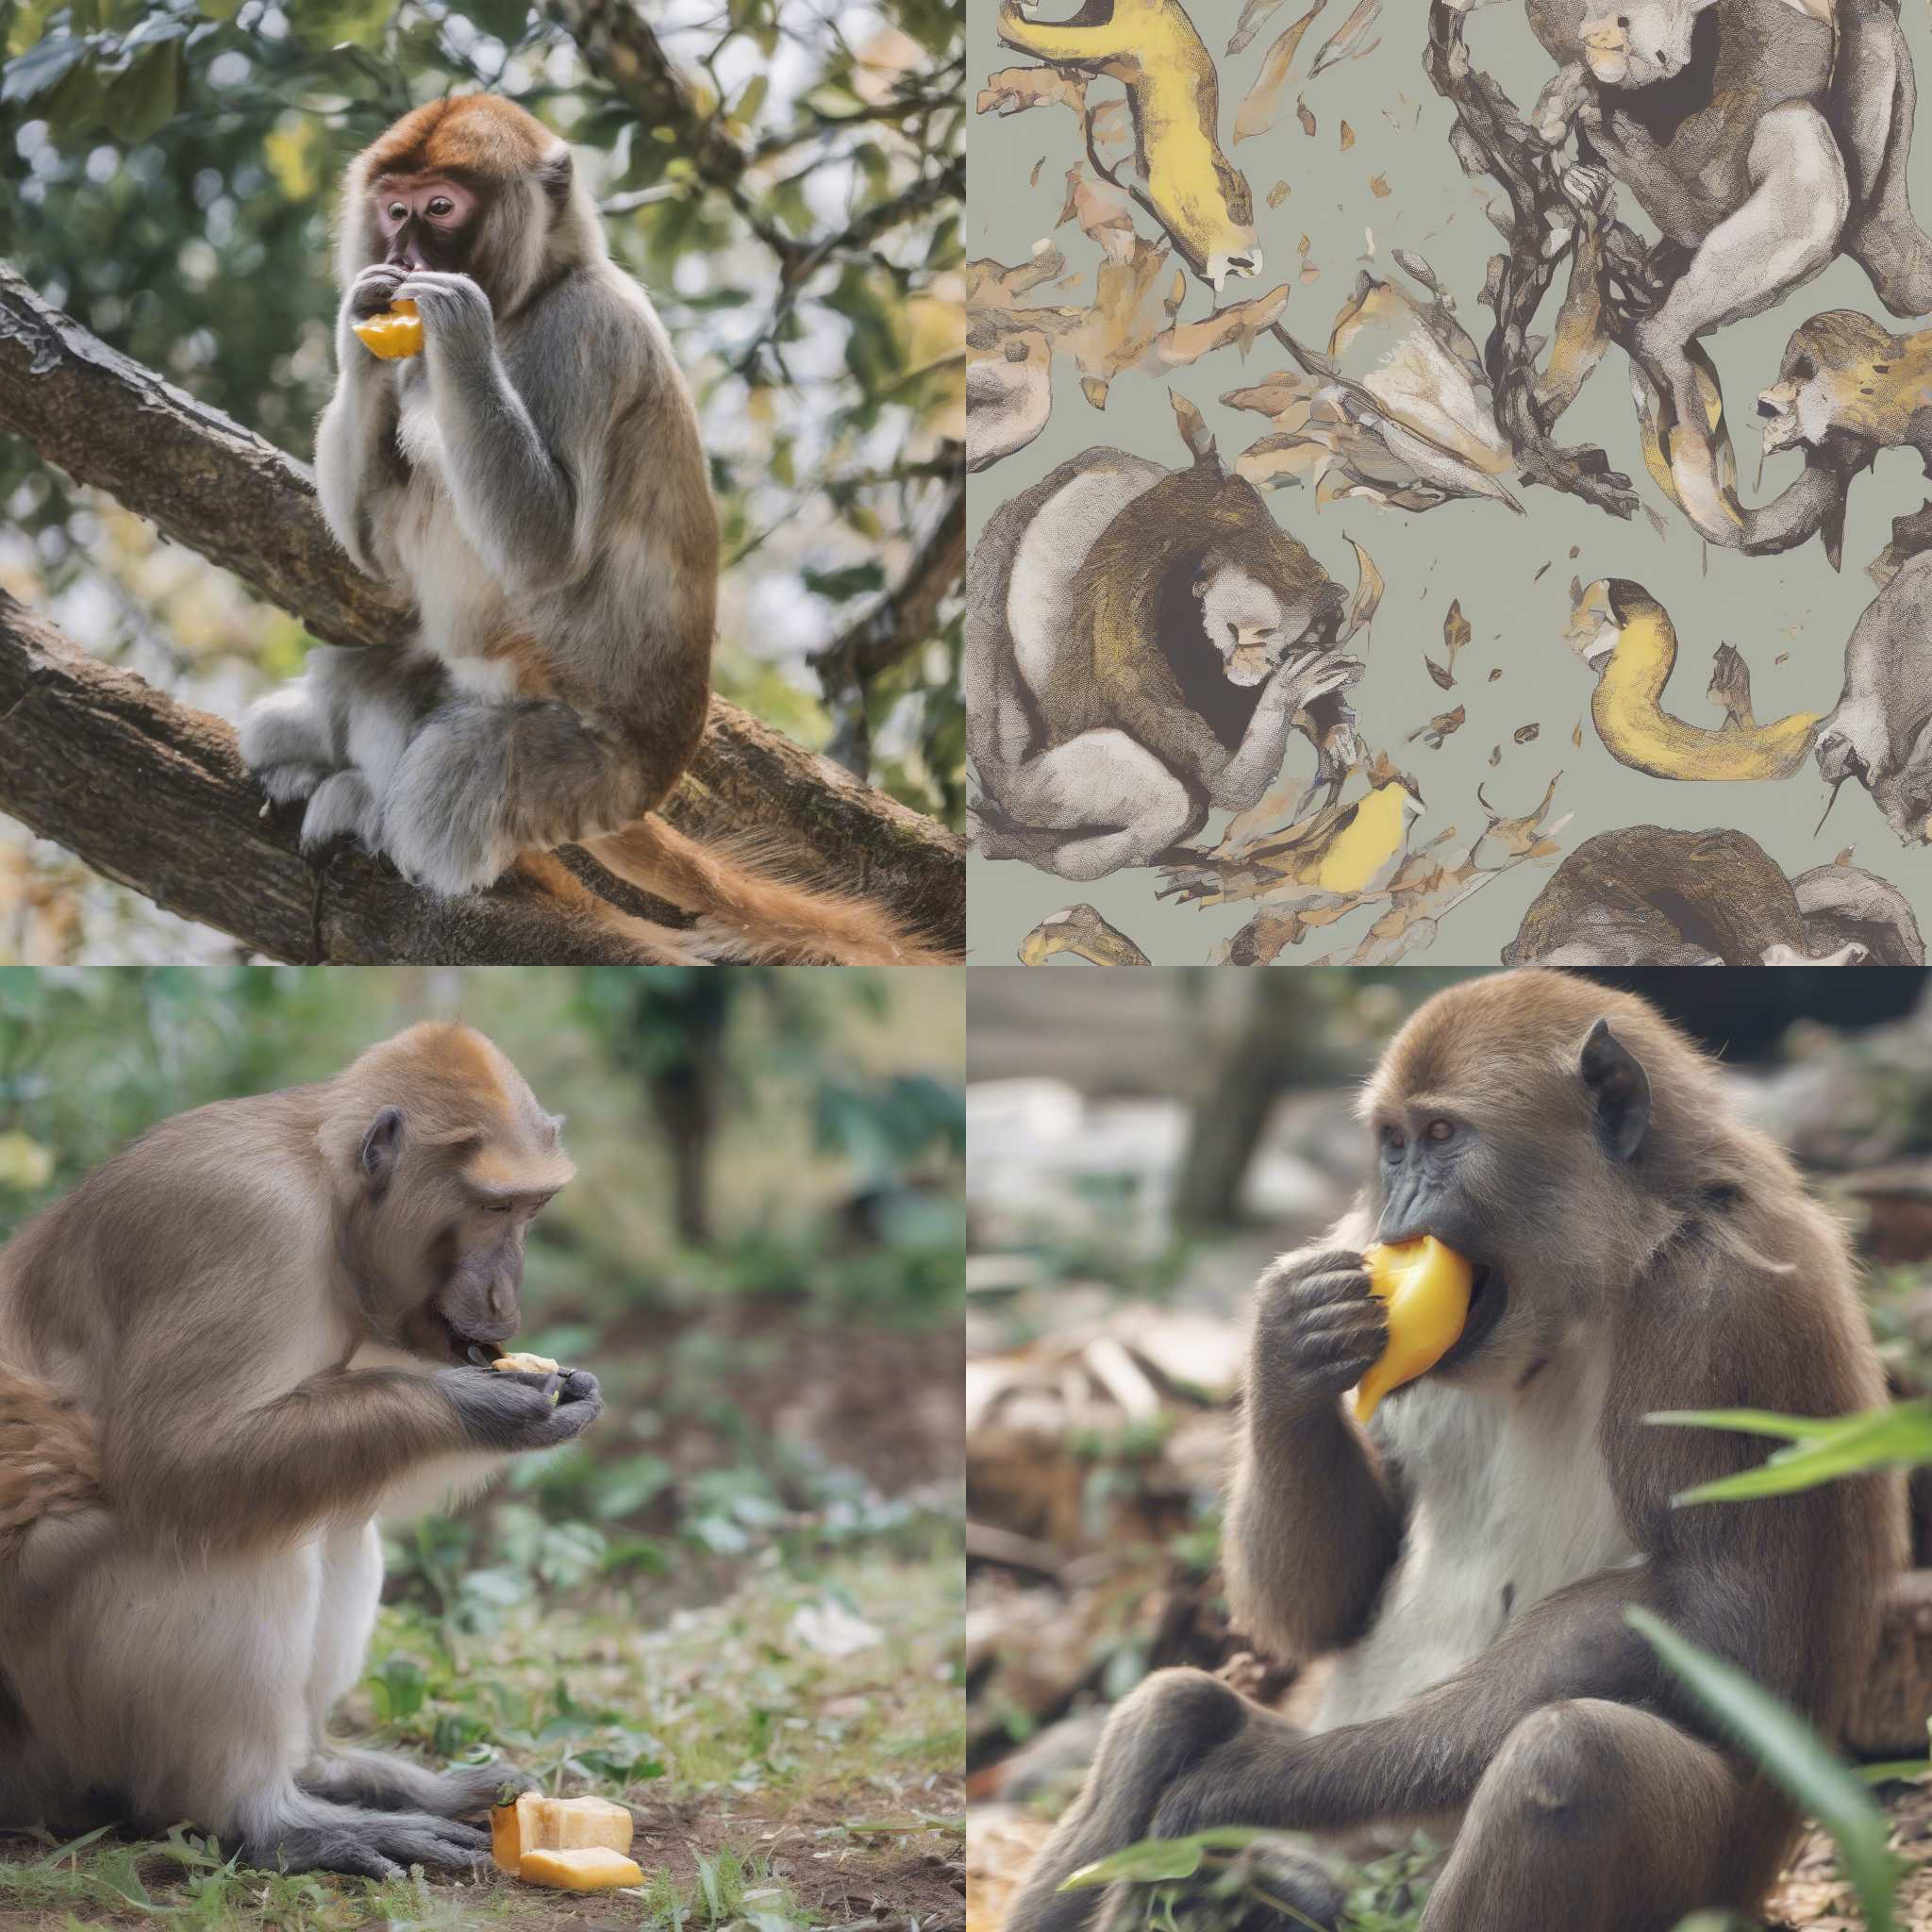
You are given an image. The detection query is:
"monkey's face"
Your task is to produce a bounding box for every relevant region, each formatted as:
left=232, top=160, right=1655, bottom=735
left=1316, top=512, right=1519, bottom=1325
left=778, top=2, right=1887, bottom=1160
left=1577, top=0, right=1713, bottom=86
left=372, top=172, right=482, bottom=275
left=349, top=1098, right=574, bottom=1364
left=1363, top=985, right=1665, bottom=1391
left=1194, top=561, right=1318, bottom=686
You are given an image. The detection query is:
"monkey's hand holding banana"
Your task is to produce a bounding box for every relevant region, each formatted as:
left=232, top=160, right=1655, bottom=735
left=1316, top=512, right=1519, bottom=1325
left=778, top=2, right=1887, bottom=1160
left=435, top=1358, right=602, bottom=1452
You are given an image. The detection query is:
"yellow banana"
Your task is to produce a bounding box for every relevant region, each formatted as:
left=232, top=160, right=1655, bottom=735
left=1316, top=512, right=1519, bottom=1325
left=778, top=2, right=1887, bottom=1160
left=1355, top=1236, right=1474, bottom=1423
left=352, top=300, right=423, bottom=359
left=1567, top=578, right=1821, bottom=782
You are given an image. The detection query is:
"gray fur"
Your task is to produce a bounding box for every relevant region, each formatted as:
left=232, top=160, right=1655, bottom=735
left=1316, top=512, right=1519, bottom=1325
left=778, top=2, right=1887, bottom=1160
left=242, top=110, right=716, bottom=900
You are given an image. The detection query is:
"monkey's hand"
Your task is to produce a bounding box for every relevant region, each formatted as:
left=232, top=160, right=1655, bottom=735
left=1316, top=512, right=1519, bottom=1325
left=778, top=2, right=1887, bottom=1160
left=346, top=263, right=409, bottom=325
left=393, top=270, right=495, bottom=361
left=437, top=1364, right=604, bottom=1453
left=1250, top=1248, right=1387, bottom=1426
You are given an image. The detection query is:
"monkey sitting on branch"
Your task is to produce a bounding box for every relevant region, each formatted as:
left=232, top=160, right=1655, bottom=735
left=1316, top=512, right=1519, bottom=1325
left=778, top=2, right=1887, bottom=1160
left=0, top=1024, right=600, bottom=1876
left=1006, top=969, right=1906, bottom=1932
left=238, top=94, right=945, bottom=967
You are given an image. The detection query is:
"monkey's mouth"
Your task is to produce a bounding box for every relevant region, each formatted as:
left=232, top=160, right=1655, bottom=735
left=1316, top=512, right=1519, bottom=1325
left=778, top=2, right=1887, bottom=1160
left=1439, top=1265, right=1506, bottom=1369
left=408, top=1303, right=511, bottom=1366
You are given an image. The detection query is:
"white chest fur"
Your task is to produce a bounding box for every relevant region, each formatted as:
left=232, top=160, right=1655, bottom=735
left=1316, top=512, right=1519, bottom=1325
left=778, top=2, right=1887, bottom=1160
left=1313, top=1344, right=1641, bottom=1730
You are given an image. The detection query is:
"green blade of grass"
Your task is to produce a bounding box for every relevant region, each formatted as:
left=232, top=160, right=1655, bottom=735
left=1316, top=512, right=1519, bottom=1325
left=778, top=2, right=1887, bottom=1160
left=1626, top=1607, right=1900, bottom=1932
left=1667, top=1405, right=1932, bottom=1506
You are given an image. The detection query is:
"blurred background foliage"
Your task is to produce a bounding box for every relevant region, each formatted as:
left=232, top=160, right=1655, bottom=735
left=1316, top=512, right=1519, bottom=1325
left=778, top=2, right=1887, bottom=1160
left=0, top=0, right=964, bottom=963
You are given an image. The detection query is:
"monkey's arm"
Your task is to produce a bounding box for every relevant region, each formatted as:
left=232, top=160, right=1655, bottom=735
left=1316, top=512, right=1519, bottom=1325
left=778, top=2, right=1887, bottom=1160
left=397, top=269, right=586, bottom=589
left=1209, top=667, right=1307, bottom=810
left=317, top=265, right=410, bottom=575
left=100, top=1353, right=595, bottom=1553
left=995, top=2, right=1136, bottom=67
left=1224, top=1231, right=1405, bottom=1659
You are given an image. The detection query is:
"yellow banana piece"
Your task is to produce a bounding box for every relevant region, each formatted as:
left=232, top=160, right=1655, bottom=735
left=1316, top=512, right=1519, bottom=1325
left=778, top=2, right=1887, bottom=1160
left=351, top=300, right=423, bottom=359
left=1355, top=1236, right=1474, bottom=1423
left=1567, top=578, right=1821, bottom=782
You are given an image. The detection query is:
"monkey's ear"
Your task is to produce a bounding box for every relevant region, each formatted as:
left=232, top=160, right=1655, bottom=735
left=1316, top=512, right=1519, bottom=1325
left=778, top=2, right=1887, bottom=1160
left=360, top=1106, right=406, bottom=1193
left=1579, top=1019, right=1650, bottom=1164
left=538, top=147, right=574, bottom=209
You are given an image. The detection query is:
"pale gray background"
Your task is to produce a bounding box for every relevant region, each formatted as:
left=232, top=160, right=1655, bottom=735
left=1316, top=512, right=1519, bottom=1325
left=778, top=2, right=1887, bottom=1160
left=967, top=0, right=1932, bottom=964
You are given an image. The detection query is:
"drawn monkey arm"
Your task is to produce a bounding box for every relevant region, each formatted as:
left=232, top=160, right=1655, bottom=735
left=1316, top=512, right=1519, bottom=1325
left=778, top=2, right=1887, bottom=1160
left=994, top=1, right=1138, bottom=70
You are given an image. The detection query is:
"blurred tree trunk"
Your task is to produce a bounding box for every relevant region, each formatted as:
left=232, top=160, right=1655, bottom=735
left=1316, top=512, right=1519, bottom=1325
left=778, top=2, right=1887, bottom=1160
left=639, top=978, right=731, bottom=1245
left=1175, top=983, right=1300, bottom=1228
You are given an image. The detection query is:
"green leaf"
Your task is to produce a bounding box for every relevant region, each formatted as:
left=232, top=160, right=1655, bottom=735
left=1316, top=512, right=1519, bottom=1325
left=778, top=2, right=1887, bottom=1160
left=1626, top=1607, right=1900, bottom=1932
left=1668, top=1403, right=1932, bottom=1506
left=1, top=31, right=87, bottom=107
left=287, top=0, right=396, bottom=50
left=1061, top=1827, right=1271, bottom=1890
left=101, top=36, right=181, bottom=143
left=1645, top=1408, right=1848, bottom=1441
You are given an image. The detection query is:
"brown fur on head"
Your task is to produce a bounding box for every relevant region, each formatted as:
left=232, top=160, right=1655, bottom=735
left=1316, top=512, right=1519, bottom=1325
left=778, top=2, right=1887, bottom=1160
left=1757, top=308, right=1917, bottom=454
left=1360, top=969, right=1794, bottom=1386
left=321, top=1022, right=574, bottom=1364
left=336, top=93, right=605, bottom=316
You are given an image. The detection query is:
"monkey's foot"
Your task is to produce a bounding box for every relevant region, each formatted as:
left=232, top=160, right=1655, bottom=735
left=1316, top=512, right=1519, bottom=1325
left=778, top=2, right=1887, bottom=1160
left=300, top=771, right=384, bottom=853
left=240, top=1807, right=491, bottom=1879
left=238, top=687, right=341, bottom=803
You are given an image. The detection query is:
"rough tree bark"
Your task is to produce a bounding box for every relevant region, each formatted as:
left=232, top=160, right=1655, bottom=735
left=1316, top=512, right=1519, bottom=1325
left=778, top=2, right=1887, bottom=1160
left=0, top=263, right=964, bottom=961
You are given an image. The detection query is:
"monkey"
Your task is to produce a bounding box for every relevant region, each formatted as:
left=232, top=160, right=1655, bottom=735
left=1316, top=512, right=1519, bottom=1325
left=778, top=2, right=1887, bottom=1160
left=1500, top=823, right=1900, bottom=963
left=1005, top=969, right=1906, bottom=1932
left=1523, top=0, right=1932, bottom=541
left=237, top=93, right=943, bottom=967
left=0, top=1023, right=602, bottom=1877
left=991, top=0, right=1260, bottom=292
left=966, top=442, right=1364, bottom=881
left=1815, top=544, right=1932, bottom=842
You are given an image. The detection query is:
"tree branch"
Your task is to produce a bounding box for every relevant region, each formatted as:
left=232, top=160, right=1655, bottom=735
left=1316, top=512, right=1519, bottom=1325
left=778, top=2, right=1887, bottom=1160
left=542, top=0, right=749, bottom=193
left=0, top=593, right=658, bottom=963
left=812, top=475, right=964, bottom=777
left=0, top=263, right=964, bottom=956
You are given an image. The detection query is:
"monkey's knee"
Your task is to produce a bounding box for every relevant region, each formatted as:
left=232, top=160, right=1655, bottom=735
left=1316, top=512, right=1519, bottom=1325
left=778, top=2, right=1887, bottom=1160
left=1095, top=1668, right=1248, bottom=1795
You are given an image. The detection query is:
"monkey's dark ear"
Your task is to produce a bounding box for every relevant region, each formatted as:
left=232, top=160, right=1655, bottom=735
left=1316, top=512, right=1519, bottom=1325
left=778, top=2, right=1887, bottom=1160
left=1579, top=1020, right=1650, bottom=1164
left=360, top=1106, right=405, bottom=1193
left=538, top=148, right=573, bottom=208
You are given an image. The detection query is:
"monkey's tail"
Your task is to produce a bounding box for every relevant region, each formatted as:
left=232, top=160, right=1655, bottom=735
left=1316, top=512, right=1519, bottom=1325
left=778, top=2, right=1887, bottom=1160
left=579, top=817, right=958, bottom=966
left=0, top=1359, right=100, bottom=1541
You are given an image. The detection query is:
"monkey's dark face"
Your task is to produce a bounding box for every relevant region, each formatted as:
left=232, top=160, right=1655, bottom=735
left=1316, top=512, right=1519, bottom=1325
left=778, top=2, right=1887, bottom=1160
left=372, top=172, right=481, bottom=274
left=351, top=1101, right=573, bottom=1363
left=1365, top=1007, right=1656, bottom=1389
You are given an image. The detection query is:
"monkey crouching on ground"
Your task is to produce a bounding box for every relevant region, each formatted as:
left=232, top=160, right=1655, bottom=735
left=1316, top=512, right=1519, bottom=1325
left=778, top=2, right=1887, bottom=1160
left=0, top=1024, right=602, bottom=1876
left=1007, top=969, right=1906, bottom=1932
left=240, top=93, right=947, bottom=966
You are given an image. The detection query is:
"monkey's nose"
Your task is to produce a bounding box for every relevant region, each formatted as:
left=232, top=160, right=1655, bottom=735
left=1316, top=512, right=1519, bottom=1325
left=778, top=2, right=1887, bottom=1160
left=1757, top=396, right=1780, bottom=419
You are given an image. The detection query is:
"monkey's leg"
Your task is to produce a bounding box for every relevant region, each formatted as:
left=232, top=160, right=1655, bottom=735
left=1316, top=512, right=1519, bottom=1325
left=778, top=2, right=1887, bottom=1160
left=1840, top=0, right=1932, bottom=315
left=297, top=1522, right=527, bottom=1821
left=1634, top=105, right=1848, bottom=535
left=995, top=730, right=1205, bottom=881
left=1421, top=1700, right=1748, bottom=1932
left=8, top=1534, right=489, bottom=1878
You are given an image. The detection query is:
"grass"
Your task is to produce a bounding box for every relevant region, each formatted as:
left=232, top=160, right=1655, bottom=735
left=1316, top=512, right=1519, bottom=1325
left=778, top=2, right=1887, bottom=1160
left=0, top=1531, right=965, bottom=1932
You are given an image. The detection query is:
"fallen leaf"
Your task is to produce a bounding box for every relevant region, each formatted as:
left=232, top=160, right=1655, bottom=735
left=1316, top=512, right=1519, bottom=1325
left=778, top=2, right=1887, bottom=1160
left=1268, top=179, right=1291, bottom=208
left=1227, top=0, right=1293, bottom=58
left=1171, top=388, right=1215, bottom=460
left=1514, top=723, right=1540, bottom=744
left=1340, top=121, right=1355, bottom=150
left=1235, top=3, right=1327, bottom=142
left=1310, top=0, right=1381, bottom=74
left=1297, top=97, right=1317, bottom=137
left=1370, top=174, right=1390, bottom=197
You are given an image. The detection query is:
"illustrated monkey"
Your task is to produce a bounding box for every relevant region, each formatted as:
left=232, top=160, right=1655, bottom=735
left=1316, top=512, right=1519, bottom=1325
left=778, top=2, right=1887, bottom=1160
left=239, top=94, right=941, bottom=967
left=0, top=1024, right=601, bottom=1876
left=966, top=443, right=1360, bottom=881
left=1007, top=969, right=1905, bottom=1932
left=1524, top=0, right=1932, bottom=533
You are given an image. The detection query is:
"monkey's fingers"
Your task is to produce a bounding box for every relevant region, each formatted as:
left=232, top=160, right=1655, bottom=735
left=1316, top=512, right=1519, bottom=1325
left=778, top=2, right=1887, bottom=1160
left=1265, top=1261, right=1374, bottom=1316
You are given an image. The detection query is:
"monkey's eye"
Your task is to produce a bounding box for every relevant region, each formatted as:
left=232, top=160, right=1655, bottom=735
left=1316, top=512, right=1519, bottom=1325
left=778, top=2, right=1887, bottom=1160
left=1381, top=1125, right=1407, bottom=1155
left=1424, top=1118, right=1457, bottom=1143
left=1792, top=356, right=1816, bottom=382
left=428, top=196, right=453, bottom=217
left=388, top=202, right=408, bottom=221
